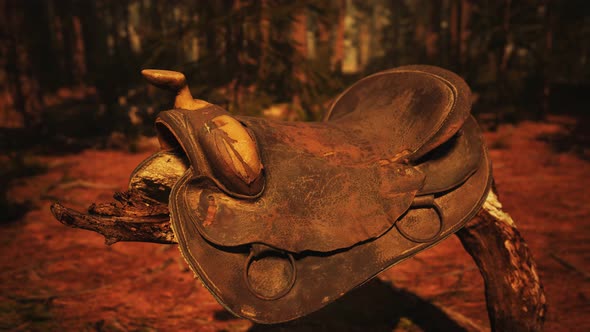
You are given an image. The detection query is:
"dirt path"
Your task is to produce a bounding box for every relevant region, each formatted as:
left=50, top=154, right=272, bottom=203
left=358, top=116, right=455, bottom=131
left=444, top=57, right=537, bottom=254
left=1, top=120, right=589, bottom=331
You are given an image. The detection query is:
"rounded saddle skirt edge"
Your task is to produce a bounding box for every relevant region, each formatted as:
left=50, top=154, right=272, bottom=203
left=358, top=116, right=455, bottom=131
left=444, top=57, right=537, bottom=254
left=167, top=169, right=248, bottom=319
left=415, top=116, right=485, bottom=195
left=168, top=141, right=492, bottom=324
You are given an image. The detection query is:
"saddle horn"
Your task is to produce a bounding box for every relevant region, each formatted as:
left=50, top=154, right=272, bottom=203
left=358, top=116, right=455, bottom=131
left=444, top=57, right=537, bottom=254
left=141, top=69, right=210, bottom=111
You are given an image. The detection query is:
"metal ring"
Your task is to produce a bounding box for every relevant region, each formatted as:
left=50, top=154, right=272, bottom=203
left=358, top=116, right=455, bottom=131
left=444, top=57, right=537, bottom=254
left=396, top=200, right=444, bottom=243
left=244, top=249, right=296, bottom=301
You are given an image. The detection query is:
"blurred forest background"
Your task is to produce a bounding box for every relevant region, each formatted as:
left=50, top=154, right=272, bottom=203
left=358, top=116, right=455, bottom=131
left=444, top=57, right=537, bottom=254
left=1, top=2, right=590, bottom=330
left=2, top=0, right=590, bottom=134
left=1, top=0, right=589, bottom=218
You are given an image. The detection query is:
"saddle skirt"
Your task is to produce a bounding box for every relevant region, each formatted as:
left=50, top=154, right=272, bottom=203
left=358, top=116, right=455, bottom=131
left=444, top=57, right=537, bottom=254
left=131, top=65, right=492, bottom=323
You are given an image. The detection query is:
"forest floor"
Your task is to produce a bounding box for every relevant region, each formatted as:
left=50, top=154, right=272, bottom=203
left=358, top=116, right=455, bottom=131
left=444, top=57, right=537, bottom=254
left=1, top=117, right=589, bottom=331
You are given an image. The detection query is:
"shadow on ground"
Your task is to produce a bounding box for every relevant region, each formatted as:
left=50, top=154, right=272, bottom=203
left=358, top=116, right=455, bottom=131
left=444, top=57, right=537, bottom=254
left=213, top=279, right=471, bottom=332
left=536, top=116, right=590, bottom=160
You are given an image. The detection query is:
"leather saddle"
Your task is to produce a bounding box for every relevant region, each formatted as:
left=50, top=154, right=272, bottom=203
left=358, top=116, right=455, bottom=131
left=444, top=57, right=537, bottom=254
left=131, top=65, right=492, bottom=324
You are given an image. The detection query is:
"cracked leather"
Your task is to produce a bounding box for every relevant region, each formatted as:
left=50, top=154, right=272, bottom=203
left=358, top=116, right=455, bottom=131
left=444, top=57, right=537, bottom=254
left=140, top=65, right=492, bottom=323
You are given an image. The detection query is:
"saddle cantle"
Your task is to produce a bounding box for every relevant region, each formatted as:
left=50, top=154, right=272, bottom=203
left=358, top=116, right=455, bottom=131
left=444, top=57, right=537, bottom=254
left=131, top=65, right=492, bottom=323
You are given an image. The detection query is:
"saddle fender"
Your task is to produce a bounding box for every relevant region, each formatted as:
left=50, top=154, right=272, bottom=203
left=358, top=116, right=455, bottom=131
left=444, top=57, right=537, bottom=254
left=132, top=65, right=492, bottom=323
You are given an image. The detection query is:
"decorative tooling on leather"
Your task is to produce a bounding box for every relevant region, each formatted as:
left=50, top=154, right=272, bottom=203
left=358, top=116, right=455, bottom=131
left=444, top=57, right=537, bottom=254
left=134, top=65, right=492, bottom=324
left=155, top=106, right=265, bottom=197
left=187, top=159, right=425, bottom=253
left=199, top=115, right=263, bottom=186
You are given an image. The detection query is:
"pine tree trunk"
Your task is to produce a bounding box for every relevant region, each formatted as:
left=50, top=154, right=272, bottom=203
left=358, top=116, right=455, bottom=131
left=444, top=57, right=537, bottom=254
left=4, top=1, right=43, bottom=129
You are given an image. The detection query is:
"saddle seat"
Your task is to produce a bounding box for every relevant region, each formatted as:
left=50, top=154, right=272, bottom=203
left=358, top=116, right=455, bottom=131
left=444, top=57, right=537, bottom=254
left=131, top=65, right=492, bottom=323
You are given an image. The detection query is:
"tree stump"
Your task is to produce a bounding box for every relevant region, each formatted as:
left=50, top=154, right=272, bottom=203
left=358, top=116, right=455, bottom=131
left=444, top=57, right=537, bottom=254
left=50, top=180, right=546, bottom=331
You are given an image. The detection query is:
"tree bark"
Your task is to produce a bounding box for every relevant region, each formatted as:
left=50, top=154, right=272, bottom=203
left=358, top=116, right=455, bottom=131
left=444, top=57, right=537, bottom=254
left=51, top=190, right=175, bottom=245
left=457, top=189, right=546, bottom=332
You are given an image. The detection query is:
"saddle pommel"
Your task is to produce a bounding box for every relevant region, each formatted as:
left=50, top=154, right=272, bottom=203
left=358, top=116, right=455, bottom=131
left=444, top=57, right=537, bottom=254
left=141, top=69, right=210, bottom=111
left=200, top=115, right=264, bottom=192
left=146, top=68, right=265, bottom=197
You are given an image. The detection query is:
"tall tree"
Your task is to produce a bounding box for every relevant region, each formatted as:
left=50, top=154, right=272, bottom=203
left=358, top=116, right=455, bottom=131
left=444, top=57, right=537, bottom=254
left=2, top=0, right=43, bottom=128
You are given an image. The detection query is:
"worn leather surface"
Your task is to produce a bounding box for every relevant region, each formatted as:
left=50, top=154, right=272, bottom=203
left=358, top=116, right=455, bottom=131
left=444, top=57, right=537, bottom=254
left=148, top=65, right=491, bottom=323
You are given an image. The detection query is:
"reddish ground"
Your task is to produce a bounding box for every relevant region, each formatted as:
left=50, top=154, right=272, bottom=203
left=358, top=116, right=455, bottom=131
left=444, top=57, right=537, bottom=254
left=1, top=118, right=589, bottom=331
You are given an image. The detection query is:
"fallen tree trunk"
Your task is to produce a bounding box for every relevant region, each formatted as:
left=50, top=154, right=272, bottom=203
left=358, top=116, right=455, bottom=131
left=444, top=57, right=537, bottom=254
left=50, top=183, right=546, bottom=331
